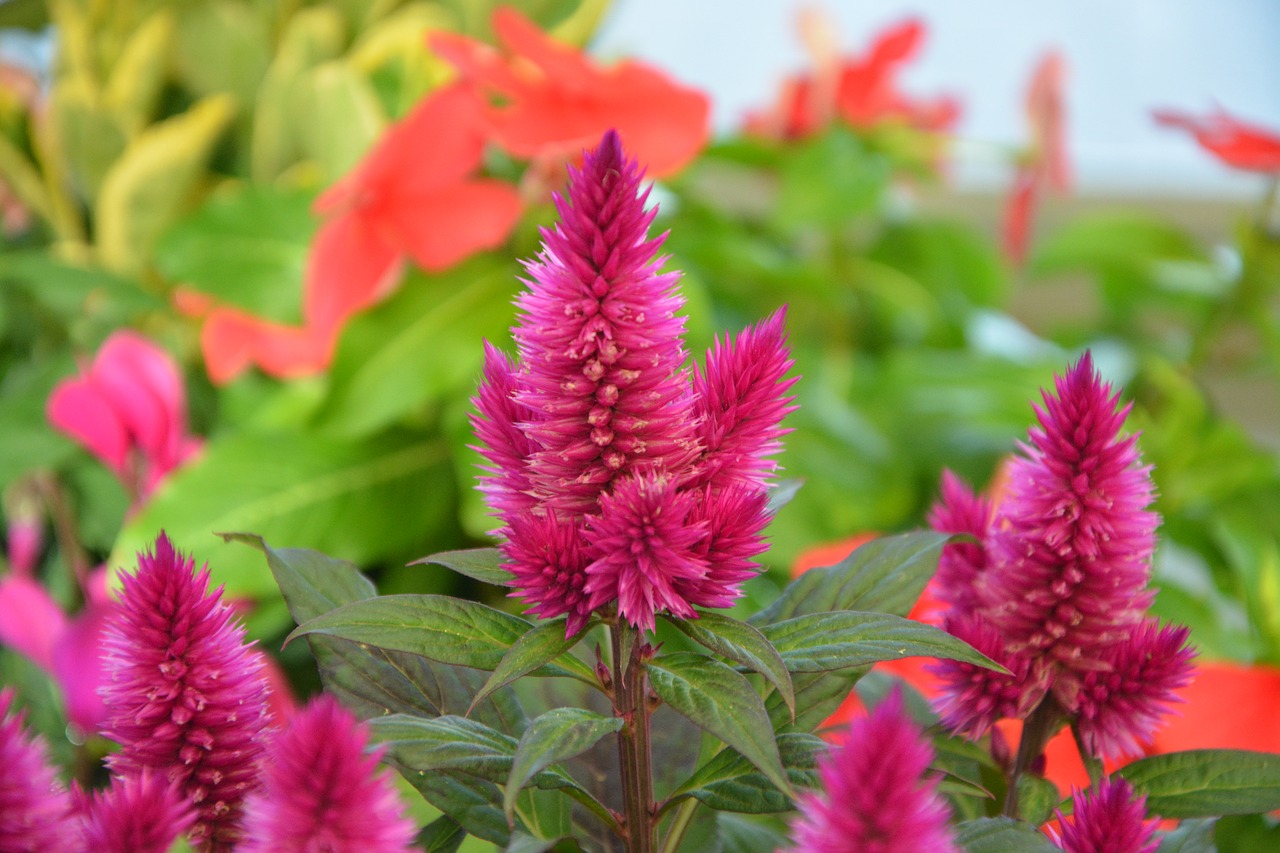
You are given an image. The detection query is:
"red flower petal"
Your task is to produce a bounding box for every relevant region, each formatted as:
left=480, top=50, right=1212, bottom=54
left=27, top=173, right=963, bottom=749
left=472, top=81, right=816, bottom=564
left=303, top=214, right=402, bottom=334
left=1155, top=108, right=1280, bottom=173
left=376, top=178, right=521, bottom=272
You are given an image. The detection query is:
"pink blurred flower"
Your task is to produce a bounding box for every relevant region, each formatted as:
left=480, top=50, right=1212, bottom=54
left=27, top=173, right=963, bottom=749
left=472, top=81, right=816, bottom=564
left=76, top=771, right=196, bottom=853
left=0, top=688, right=77, bottom=852
left=1155, top=107, right=1280, bottom=173
left=1002, top=52, right=1070, bottom=266
left=46, top=331, right=201, bottom=506
left=785, top=690, right=958, bottom=853
left=929, top=613, right=1046, bottom=739
left=1052, top=777, right=1158, bottom=853
left=926, top=469, right=993, bottom=615
left=238, top=694, right=415, bottom=853
left=101, top=534, right=272, bottom=850
left=473, top=131, right=795, bottom=634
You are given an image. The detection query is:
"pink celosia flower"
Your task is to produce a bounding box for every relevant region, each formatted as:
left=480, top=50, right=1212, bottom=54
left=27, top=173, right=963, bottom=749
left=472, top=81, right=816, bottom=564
left=982, top=353, right=1158, bottom=682
left=76, top=771, right=195, bottom=853
left=926, top=469, right=993, bottom=615
left=1075, top=620, right=1195, bottom=757
left=472, top=131, right=795, bottom=633
left=785, top=690, right=958, bottom=853
left=46, top=331, right=201, bottom=507
left=238, top=694, right=416, bottom=853
left=101, top=534, right=272, bottom=851
left=0, top=688, right=76, bottom=852
left=1053, top=777, right=1158, bottom=853
left=928, top=614, right=1046, bottom=739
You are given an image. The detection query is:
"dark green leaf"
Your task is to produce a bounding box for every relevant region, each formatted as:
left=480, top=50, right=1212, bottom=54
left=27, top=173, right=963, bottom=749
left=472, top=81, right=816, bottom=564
left=751, top=531, right=950, bottom=625
left=409, top=771, right=511, bottom=845
left=954, top=817, right=1060, bottom=852
left=1015, top=773, right=1061, bottom=826
left=286, top=594, right=534, bottom=671
left=1119, top=750, right=1280, bottom=818
left=471, top=620, right=595, bottom=713
left=718, top=813, right=789, bottom=853
left=412, top=547, right=511, bottom=587
left=371, top=714, right=519, bottom=778
left=648, top=653, right=790, bottom=798
left=504, top=708, right=622, bottom=820
left=761, top=610, right=1004, bottom=673
left=417, top=814, right=467, bottom=853
left=665, top=612, right=794, bottom=717
left=676, top=733, right=824, bottom=813
left=767, top=669, right=865, bottom=732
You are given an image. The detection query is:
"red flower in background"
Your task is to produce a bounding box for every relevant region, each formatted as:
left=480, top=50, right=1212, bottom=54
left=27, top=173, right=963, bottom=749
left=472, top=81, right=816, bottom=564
left=1154, top=107, right=1280, bottom=173
left=194, top=85, right=522, bottom=384
left=745, top=13, right=959, bottom=140
left=430, top=7, right=710, bottom=178
left=1002, top=52, right=1070, bottom=267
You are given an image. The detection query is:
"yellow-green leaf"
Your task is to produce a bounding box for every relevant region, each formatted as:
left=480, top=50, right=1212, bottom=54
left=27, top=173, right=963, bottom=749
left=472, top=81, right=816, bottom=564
left=292, top=60, right=384, bottom=182
left=104, top=10, right=174, bottom=137
left=48, top=76, right=125, bottom=202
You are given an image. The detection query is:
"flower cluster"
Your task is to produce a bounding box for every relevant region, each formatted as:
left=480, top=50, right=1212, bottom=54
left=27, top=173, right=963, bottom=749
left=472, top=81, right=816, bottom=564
left=473, top=130, right=795, bottom=634
left=927, top=354, right=1195, bottom=759
left=1053, top=777, right=1159, bottom=853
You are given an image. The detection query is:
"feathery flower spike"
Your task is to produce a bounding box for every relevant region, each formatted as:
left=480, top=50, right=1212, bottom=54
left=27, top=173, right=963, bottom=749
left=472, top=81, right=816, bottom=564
left=1053, top=777, right=1158, bottom=853
left=101, top=533, right=272, bottom=851
left=0, top=688, right=76, bottom=852
left=76, top=771, right=195, bottom=853
left=238, top=694, right=416, bottom=853
left=785, top=690, right=958, bottom=853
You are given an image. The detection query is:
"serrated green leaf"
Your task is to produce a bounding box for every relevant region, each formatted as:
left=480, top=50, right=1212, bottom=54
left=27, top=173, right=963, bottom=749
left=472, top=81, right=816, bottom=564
left=471, top=620, right=595, bottom=713
left=665, top=612, right=794, bottom=717
left=648, top=653, right=791, bottom=799
left=953, top=817, right=1060, bottom=852
left=751, top=531, right=950, bottom=625
left=503, top=708, right=622, bottom=820
left=287, top=594, right=534, bottom=671
left=761, top=610, right=1004, bottom=674
left=676, top=732, right=823, bottom=814
left=412, top=547, right=511, bottom=587
left=1119, top=749, right=1280, bottom=818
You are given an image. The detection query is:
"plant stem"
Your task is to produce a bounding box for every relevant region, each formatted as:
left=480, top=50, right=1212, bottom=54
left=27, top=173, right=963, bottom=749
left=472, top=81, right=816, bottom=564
left=659, top=798, right=700, bottom=853
left=1002, top=697, right=1062, bottom=818
left=612, top=622, right=655, bottom=853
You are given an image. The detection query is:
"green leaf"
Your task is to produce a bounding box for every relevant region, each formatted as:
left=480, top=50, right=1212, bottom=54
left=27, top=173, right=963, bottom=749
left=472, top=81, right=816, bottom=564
left=417, top=814, right=466, bottom=853
left=292, top=60, right=384, bottom=182
left=772, top=127, right=891, bottom=230
left=173, top=0, right=270, bottom=104
left=1015, top=773, right=1061, bottom=826
left=411, top=771, right=511, bottom=845
left=154, top=183, right=315, bottom=323
left=371, top=714, right=520, bottom=778
left=664, top=612, right=794, bottom=717
left=287, top=594, right=534, bottom=671
left=472, top=620, right=595, bottom=713
left=412, top=547, right=511, bottom=587
left=1155, top=819, right=1217, bottom=853
left=648, top=653, right=790, bottom=799
left=954, top=817, right=1060, bottom=852
left=104, top=10, right=173, bottom=137
left=676, top=732, right=823, bottom=813
left=760, top=610, right=1005, bottom=673
left=767, top=669, right=865, bottom=732
left=751, top=531, right=950, bottom=625
left=503, top=708, right=622, bottom=820
left=1119, top=750, right=1280, bottom=818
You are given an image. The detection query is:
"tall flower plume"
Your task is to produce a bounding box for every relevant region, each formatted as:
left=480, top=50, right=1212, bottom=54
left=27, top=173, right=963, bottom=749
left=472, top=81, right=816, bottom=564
left=238, top=694, right=416, bottom=853
left=472, top=131, right=795, bottom=633
left=1053, top=777, right=1158, bottom=853
left=76, top=771, right=195, bottom=853
left=101, top=534, right=272, bottom=850
left=0, top=689, right=76, bottom=852
left=785, top=690, right=958, bottom=853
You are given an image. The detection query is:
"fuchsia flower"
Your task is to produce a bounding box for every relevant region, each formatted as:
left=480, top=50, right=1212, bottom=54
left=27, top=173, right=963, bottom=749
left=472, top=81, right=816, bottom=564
left=472, top=130, right=795, bottom=634
left=47, top=331, right=201, bottom=507
left=1155, top=107, right=1280, bottom=173
left=76, top=771, right=195, bottom=853
left=1053, top=777, right=1158, bottom=853
left=1002, top=52, right=1071, bottom=266
left=785, top=690, right=958, bottom=853
left=0, top=689, right=76, bottom=852
left=238, top=694, right=416, bottom=853
left=101, top=534, right=272, bottom=851
left=928, top=354, right=1195, bottom=758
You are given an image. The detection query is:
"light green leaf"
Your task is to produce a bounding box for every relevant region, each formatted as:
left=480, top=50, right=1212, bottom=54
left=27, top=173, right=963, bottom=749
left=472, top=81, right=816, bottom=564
left=503, top=708, right=622, bottom=820
left=1119, top=749, right=1280, bottom=818
left=471, top=620, right=595, bottom=713
left=954, top=817, right=1060, bottom=852
left=412, top=547, right=511, bottom=587
left=664, top=612, right=794, bottom=717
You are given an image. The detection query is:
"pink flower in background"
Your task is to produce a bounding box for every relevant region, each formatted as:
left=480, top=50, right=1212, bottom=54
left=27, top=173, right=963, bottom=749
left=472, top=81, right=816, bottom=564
left=1052, top=777, right=1158, bottom=853
left=1155, top=107, right=1280, bottom=173
left=238, top=695, right=415, bottom=853
left=430, top=8, right=710, bottom=178
left=76, top=771, right=195, bottom=853
left=472, top=131, right=795, bottom=633
left=785, top=690, right=958, bottom=853
left=46, top=331, right=201, bottom=506
left=1002, top=51, right=1070, bottom=266
left=101, top=534, right=272, bottom=850
left=0, top=689, right=77, bottom=852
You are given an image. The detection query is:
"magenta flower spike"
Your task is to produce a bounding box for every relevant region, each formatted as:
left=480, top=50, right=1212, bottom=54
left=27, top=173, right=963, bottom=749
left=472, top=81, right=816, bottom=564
left=77, top=771, right=196, bottom=853
left=238, top=694, right=416, bottom=853
left=0, top=689, right=77, bottom=852
left=928, top=614, right=1047, bottom=739
left=1075, top=619, right=1196, bottom=758
left=982, top=353, right=1158, bottom=680
left=785, top=691, right=959, bottom=853
left=101, top=534, right=272, bottom=851
left=927, top=469, right=993, bottom=615
left=473, top=130, right=795, bottom=634
left=1053, top=777, right=1158, bottom=853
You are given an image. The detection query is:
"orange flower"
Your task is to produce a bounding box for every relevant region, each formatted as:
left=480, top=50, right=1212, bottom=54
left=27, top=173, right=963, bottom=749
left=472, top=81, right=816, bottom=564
left=745, top=15, right=959, bottom=140
left=193, top=85, right=521, bottom=384
left=429, top=8, right=710, bottom=178
left=1001, top=52, right=1070, bottom=267
left=1155, top=107, right=1280, bottom=173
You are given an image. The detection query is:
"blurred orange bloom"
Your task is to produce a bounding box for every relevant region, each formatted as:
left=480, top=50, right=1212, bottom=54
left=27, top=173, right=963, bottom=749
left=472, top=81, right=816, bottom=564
left=1154, top=107, right=1280, bottom=173
left=1002, top=52, right=1070, bottom=267
left=745, top=14, right=959, bottom=140
left=429, top=8, right=710, bottom=178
